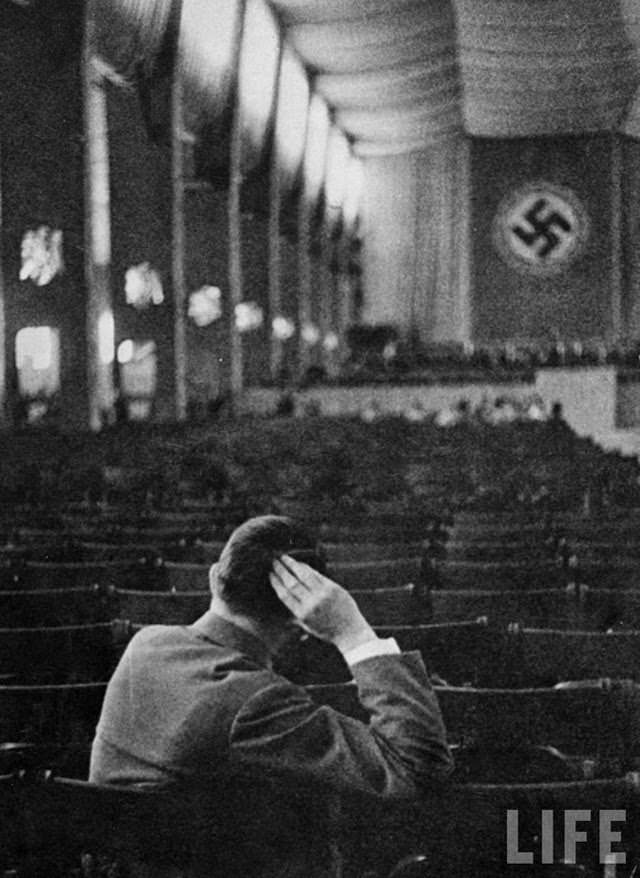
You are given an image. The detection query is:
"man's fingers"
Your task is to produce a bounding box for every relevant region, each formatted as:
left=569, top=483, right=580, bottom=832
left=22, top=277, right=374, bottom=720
left=269, top=572, right=302, bottom=607
left=274, top=557, right=312, bottom=593
left=279, top=554, right=323, bottom=589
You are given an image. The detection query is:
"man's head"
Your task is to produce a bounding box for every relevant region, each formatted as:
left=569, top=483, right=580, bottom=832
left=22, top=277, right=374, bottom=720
left=210, top=515, right=320, bottom=624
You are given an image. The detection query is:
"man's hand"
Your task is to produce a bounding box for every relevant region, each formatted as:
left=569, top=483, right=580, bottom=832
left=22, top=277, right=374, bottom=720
left=270, top=555, right=376, bottom=654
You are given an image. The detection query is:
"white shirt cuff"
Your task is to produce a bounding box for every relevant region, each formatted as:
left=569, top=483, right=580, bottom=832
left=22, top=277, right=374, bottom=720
left=342, top=637, right=401, bottom=666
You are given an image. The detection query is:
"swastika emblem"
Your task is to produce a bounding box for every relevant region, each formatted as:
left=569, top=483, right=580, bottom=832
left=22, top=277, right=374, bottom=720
left=492, top=182, right=589, bottom=277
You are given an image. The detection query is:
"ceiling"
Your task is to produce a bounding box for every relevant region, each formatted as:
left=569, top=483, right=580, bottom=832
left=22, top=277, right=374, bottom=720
left=270, top=0, right=640, bottom=156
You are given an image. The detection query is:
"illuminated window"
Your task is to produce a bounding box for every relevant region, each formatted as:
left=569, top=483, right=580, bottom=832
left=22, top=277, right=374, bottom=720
left=128, top=399, right=153, bottom=421
left=125, top=263, right=164, bottom=309
left=275, top=48, right=309, bottom=182
left=235, top=301, right=264, bottom=332
left=272, top=316, right=295, bottom=341
left=15, top=326, right=61, bottom=397
left=303, top=94, right=329, bottom=200
left=117, top=339, right=134, bottom=365
left=20, top=226, right=64, bottom=286
left=188, top=286, right=222, bottom=327
left=238, top=0, right=280, bottom=163
left=98, top=311, right=115, bottom=365
left=342, top=157, right=365, bottom=230
left=325, top=128, right=350, bottom=211
left=118, top=340, right=157, bottom=400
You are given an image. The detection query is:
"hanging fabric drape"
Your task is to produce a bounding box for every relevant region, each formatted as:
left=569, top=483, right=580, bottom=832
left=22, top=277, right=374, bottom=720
left=180, top=0, right=242, bottom=187
left=274, top=46, right=309, bottom=197
left=179, top=0, right=241, bottom=128
left=271, top=0, right=462, bottom=156
left=237, top=0, right=281, bottom=174
left=90, top=0, right=182, bottom=143
left=92, top=0, right=640, bottom=157
left=92, top=0, right=175, bottom=80
left=270, top=0, right=640, bottom=152
left=91, top=0, right=242, bottom=160
left=453, top=0, right=640, bottom=137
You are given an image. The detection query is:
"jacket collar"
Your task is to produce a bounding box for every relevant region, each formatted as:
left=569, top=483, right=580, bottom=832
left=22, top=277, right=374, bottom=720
left=190, top=610, right=272, bottom=668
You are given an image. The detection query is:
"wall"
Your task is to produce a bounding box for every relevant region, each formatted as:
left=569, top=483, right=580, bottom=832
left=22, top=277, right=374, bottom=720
left=0, top=1, right=87, bottom=429
left=534, top=367, right=617, bottom=438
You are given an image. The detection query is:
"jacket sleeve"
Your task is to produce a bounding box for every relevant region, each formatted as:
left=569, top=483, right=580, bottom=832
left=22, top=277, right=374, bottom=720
left=228, top=651, right=453, bottom=799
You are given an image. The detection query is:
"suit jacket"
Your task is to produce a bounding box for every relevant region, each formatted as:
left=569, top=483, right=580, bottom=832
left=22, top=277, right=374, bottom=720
left=90, top=612, right=452, bottom=876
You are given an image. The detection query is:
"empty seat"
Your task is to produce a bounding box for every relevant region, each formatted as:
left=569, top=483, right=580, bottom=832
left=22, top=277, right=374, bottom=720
left=322, top=541, right=426, bottom=564
left=163, top=539, right=225, bottom=564
left=429, top=558, right=564, bottom=591
left=0, top=681, right=107, bottom=744
left=351, top=584, right=430, bottom=626
left=566, top=558, right=640, bottom=590
left=579, top=587, right=640, bottom=630
left=0, top=563, right=23, bottom=591
left=307, top=680, right=640, bottom=768
left=511, top=627, right=640, bottom=686
left=23, top=559, right=149, bottom=590
left=0, top=586, right=113, bottom=627
left=327, top=557, right=424, bottom=590
left=79, top=541, right=163, bottom=563
left=285, top=621, right=505, bottom=687
left=114, top=588, right=210, bottom=626
left=444, top=539, right=557, bottom=562
left=0, top=621, right=121, bottom=684
left=0, top=740, right=91, bottom=779
left=429, top=587, right=579, bottom=628
left=162, top=561, right=210, bottom=592
left=344, top=775, right=640, bottom=876
left=18, top=771, right=338, bottom=878
left=18, top=774, right=196, bottom=878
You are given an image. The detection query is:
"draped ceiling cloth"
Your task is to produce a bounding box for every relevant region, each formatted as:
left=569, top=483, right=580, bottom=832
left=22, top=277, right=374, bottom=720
left=92, top=0, right=640, bottom=156
left=272, top=0, right=640, bottom=154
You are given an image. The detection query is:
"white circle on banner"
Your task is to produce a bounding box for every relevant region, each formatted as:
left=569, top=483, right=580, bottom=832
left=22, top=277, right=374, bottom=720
left=492, top=182, right=589, bottom=277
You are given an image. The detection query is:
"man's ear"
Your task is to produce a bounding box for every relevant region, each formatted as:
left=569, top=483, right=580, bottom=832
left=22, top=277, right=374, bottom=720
left=208, top=562, right=219, bottom=592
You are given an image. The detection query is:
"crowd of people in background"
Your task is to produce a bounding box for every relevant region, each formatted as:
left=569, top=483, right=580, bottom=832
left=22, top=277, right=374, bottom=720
left=354, top=394, right=558, bottom=427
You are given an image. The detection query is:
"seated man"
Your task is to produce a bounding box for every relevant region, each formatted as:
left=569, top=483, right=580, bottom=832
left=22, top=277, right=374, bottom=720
left=90, top=515, right=452, bottom=876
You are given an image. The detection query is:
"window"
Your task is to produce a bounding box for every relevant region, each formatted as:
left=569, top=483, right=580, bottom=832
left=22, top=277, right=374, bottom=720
left=15, top=326, right=61, bottom=398
left=117, top=339, right=157, bottom=404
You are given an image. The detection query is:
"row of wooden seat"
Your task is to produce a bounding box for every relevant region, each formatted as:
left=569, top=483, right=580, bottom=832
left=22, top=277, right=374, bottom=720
left=8, top=613, right=640, bottom=690
left=285, top=622, right=640, bottom=688
left=1, top=676, right=639, bottom=782
left=9, top=551, right=640, bottom=594
left=5, top=580, right=640, bottom=635
left=1, top=770, right=639, bottom=877
left=102, top=582, right=640, bottom=630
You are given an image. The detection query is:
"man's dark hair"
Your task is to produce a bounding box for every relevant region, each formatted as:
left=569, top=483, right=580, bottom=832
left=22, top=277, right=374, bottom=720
left=211, top=515, right=321, bottom=620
